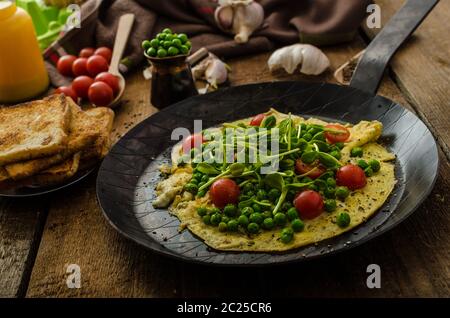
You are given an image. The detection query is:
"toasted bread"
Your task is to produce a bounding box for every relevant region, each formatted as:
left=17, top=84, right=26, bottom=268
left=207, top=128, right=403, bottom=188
left=0, top=94, right=70, bottom=165
left=81, top=107, right=115, bottom=162
left=31, top=152, right=81, bottom=186
left=0, top=167, right=9, bottom=182
left=4, top=98, right=100, bottom=180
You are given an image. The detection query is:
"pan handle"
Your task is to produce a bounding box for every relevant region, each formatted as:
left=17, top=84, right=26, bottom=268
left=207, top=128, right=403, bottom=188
left=349, top=0, right=439, bottom=95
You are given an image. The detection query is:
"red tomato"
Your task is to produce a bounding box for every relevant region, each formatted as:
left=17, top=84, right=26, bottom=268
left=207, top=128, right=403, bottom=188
left=72, top=57, right=89, bottom=77
left=95, top=72, right=120, bottom=96
left=293, top=190, right=324, bottom=220
left=210, top=178, right=240, bottom=208
left=336, top=164, right=367, bottom=190
left=54, top=86, right=78, bottom=103
left=56, top=55, right=77, bottom=77
left=295, top=159, right=326, bottom=179
left=182, top=133, right=205, bottom=154
left=79, top=47, right=95, bottom=58
left=72, top=75, right=94, bottom=99
left=94, top=47, right=112, bottom=63
left=324, top=124, right=350, bottom=143
left=86, top=55, right=109, bottom=77
left=250, top=113, right=265, bottom=126
left=88, top=82, right=114, bottom=106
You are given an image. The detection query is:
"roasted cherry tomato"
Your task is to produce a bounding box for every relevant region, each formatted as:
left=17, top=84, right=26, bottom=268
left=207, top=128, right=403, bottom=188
left=294, top=190, right=324, bottom=220
left=210, top=178, right=240, bottom=208
left=250, top=113, right=265, bottom=126
left=56, top=55, right=77, bottom=77
left=324, top=124, right=350, bottom=143
left=72, top=57, right=89, bottom=77
left=336, top=164, right=367, bottom=190
left=88, top=81, right=114, bottom=106
left=95, top=72, right=120, bottom=96
left=182, top=133, right=205, bottom=154
left=54, top=86, right=78, bottom=103
left=295, top=159, right=326, bottom=179
left=94, top=47, right=112, bottom=63
left=86, top=55, right=109, bottom=77
left=79, top=47, right=95, bottom=58
left=72, top=75, right=94, bottom=99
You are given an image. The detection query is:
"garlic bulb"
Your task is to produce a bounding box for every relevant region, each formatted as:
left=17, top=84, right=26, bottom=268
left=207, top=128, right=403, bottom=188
left=192, top=53, right=230, bottom=89
left=215, top=0, right=264, bottom=44
left=268, top=44, right=330, bottom=75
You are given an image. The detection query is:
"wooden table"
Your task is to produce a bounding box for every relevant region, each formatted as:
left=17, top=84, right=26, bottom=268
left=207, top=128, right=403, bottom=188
left=1, top=0, right=449, bottom=297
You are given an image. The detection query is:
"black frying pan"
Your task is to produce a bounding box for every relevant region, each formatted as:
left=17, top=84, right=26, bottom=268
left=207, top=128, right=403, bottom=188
left=96, top=0, right=439, bottom=265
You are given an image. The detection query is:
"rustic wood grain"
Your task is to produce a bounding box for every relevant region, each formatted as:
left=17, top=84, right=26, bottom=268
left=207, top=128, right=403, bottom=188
left=0, top=198, right=47, bottom=297
left=25, top=31, right=449, bottom=297
left=365, top=0, right=450, bottom=160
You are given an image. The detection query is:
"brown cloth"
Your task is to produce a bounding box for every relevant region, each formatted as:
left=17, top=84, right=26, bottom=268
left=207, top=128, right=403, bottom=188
left=46, top=0, right=371, bottom=85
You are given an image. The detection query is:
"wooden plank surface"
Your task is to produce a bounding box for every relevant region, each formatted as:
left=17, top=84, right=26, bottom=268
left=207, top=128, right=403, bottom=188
left=25, top=31, right=450, bottom=297
left=0, top=198, right=47, bottom=297
left=366, top=0, right=450, bottom=159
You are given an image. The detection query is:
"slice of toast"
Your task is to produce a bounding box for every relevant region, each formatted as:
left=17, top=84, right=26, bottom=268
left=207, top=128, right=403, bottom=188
left=0, top=94, right=70, bottom=165
left=80, top=107, right=115, bottom=164
left=31, top=152, right=81, bottom=186
left=4, top=98, right=100, bottom=180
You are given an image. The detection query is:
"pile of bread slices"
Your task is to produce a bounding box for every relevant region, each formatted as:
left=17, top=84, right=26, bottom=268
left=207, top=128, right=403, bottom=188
left=0, top=94, right=114, bottom=189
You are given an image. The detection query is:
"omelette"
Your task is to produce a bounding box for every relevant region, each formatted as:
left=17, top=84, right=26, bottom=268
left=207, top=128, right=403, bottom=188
left=152, top=109, right=396, bottom=252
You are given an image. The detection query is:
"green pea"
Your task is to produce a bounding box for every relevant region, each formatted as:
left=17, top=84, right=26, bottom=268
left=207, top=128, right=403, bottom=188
left=330, top=150, right=341, bottom=159
left=157, top=48, right=168, bottom=58
left=280, top=228, right=294, bottom=243
left=274, top=213, right=287, bottom=226
left=324, top=187, right=336, bottom=199
left=193, top=172, right=202, bottom=180
left=209, top=207, right=221, bottom=215
left=185, top=40, right=192, bottom=49
left=168, top=46, right=179, bottom=56
left=256, top=189, right=267, bottom=200
left=308, top=184, right=318, bottom=191
left=197, top=207, right=208, bottom=217
left=218, top=222, right=228, bottom=232
left=150, top=38, right=159, bottom=48
left=291, top=219, right=304, bottom=232
left=368, top=159, right=381, bottom=172
left=198, top=181, right=206, bottom=188
left=243, top=183, right=253, bottom=193
left=210, top=213, right=222, bottom=225
left=165, top=34, right=174, bottom=42
left=286, top=207, right=299, bottom=221
left=268, top=188, right=281, bottom=201
left=162, top=28, right=172, bottom=34
left=246, top=191, right=254, bottom=197
left=184, top=183, right=198, bottom=193
left=142, top=40, right=151, bottom=50
left=335, top=142, right=345, bottom=149
left=162, top=41, right=171, bottom=49
left=247, top=222, right=260, bottom=234
left=221, top=216, right=230, bottom=224
left=364, top=167, right=374, bottom=177
left=335, top=186, right=349, bottom=200
left=190, top=178, right=200, bottom=186
left=238, top=215, right=249, bottom=227
left=261, top=115, right=276, bottom=128
left=303, top=133, right=312, bottom=141
left=228, top=220, right=239, bottom=232
left=324, top=199, right=337, bottom=212
left=224, top=204, right=237, bottom=217
left=180, top=45, right=189, bottom=55
left=326, top=177, right=336, bottom=188
left=252, top=203, right=262, bottom=213
left=357, top=159, right=369, bottom=169
left=336, top=212, right=351, bottom=228
left=241, top=206, right=254, bottom=217
left=200, top=174, right=209, bottom=183
left=282, top=201, right=293, bottom=211
left=262, top=211, right=272, bottom=219
left=177, top=33, right=188, bottom=43
left=197, top=189, right=206, bottom=197
left=157, top=33, right=166, bottom=40
left=301, top=151, right=317, bottom=164
left=202, top=215, right=211, bottom=225
left=350, top=147, right=363, bottom=157
left=171, top=38, right=182, bottom=48
left=250, top=212, right=263, bottom=224
left=146, top=47, right=157, bottom=57
left=263, top=218, right=275, bottom=230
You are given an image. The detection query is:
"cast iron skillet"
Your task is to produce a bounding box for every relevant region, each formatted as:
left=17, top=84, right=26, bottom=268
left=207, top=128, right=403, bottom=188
left=96, top=0, right=439, bottom=265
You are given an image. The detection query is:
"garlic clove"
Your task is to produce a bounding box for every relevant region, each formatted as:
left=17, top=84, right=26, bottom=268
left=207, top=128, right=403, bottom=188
left=215, top=5, right=234, bottom=31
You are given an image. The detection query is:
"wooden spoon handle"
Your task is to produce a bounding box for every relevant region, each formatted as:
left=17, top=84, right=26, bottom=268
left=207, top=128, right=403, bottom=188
left=109, top=14, right=135, bottom=75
